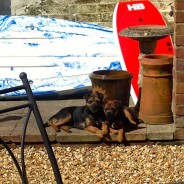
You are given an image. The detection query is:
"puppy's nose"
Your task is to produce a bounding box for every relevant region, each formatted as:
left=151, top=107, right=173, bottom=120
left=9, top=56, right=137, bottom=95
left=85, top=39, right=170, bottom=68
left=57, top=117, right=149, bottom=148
left=106, top=111, right=113, bottom=117
left=106, top=110, right=113, bottom=114
left=92, top=103, right=100, bottom=109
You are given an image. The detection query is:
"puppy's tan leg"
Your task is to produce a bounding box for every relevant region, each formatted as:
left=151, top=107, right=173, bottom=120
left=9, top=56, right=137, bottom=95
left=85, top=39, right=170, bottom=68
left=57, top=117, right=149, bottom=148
left=123, top=107, right=138, bottom=126
left=60, top=126, right=72, bottom=133
left=116, top=129, right=124, bottom=142
left=109, top=127, right=118, bottom=134
left=84, top=126, right=103, bottom=138
left=49, top=114, right=72, bottom=132
left=50, top=120, right=60, bottom=132
left=101, top=121, right=109, bottom=135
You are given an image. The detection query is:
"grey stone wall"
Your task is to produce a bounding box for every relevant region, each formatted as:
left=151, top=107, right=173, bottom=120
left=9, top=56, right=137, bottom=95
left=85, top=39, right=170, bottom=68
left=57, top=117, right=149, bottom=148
left=4, top=0, right=174, bottom=27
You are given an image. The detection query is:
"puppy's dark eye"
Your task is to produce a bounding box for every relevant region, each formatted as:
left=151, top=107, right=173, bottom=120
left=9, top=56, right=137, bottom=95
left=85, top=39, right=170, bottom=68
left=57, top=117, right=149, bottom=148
left=112, top=107, right=117, bottom=110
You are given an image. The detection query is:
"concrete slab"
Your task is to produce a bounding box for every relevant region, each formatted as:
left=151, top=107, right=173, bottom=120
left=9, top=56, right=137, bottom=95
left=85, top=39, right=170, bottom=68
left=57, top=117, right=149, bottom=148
left=56, top=128, right=101, bottom=142
left=0, top=114, right=20, bottom=142
left=126, top=127, right=147, bottom=141
left=0, top=99, right=179, bottom=144
left=0, top=101, right=26, bottom=115
left=65, top=99, right=86, bottom=107
left=147, top=123, right=175, bottom=140
left=10, top=108, right=56, bottom=143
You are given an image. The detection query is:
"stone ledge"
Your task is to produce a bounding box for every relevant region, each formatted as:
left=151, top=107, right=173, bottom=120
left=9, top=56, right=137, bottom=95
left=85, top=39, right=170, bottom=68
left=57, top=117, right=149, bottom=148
left=126, top=127, right=147, bottom=141
left=56, top=127, right=147, bottom=143
left=147, top=123, right=175, bottom=140
left=0, top=100, right=181, bottom=144
left=56, top=129, right=101, bottom=143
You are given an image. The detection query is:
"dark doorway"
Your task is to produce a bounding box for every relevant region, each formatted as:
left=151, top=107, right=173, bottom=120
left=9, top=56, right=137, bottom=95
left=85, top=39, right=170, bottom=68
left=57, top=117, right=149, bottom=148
left=0, top=0, right=11, bottom=15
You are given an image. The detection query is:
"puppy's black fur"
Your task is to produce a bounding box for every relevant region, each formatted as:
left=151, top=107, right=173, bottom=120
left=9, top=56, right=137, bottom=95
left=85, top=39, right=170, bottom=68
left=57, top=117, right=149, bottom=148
left=45, top=92, right=108, bottom=138
left=102, top=100, right=139, bottom=142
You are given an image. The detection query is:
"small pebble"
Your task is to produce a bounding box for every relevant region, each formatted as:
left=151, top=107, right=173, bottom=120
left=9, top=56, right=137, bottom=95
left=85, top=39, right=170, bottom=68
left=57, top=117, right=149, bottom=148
left=0, top=145, right=184, bottom=183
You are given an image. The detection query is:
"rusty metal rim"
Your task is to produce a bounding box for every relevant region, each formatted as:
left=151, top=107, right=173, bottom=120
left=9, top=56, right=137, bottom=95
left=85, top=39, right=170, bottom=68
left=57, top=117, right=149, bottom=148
left=89, top=70, right=133, bottom=80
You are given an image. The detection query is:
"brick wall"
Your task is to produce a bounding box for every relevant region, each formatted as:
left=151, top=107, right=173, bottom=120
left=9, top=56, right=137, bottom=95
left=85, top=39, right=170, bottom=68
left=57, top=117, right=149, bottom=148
left=173, top=0, right=184, bottom=128
left=10, top=0, right=174, bottom=27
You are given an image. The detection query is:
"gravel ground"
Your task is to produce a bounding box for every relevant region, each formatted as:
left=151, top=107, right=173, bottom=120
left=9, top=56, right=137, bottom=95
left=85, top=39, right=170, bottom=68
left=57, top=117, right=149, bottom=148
left=0, top=145, right=184, bottom=184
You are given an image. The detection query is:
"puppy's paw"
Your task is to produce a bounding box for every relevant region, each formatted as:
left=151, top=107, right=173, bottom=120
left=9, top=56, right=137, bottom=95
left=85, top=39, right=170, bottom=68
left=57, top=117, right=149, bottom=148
left=60, top=126, right=72, bottom=133
left=101, top=122, right=109, bottom=135
left=117, top=134, right=123, bottom=142
left=110, top=128, right=118, bottom=134
left=129, top=122, right=138, bottom=129
left=84, top=126, right=103, bottom=138
left=96, top=130, right=103, bottom=138
left=63, top=129, right=72, bottom=133
left=51, top=124, right=60, bottom=132
left=117, top=129, right=124, bottom=142
left=138, top=117, right=144, bottom=124
left=130, top=120, right=137, bottom=125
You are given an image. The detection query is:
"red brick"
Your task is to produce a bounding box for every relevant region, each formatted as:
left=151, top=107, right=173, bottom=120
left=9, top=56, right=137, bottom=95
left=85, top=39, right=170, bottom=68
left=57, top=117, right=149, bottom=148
left=175, top=82, right=184, bottom=93
left=175, top=105, right=184, bottom=116
left=175, top=24, right=184, bottom=35
left=175, top=47, right=184, bottom=58
left=175, top=128, right=184, bottom=139
left=173, top=57, right=184, bottom=70
left=173, top=70, right=184, bottom=82
left=175, top=11, right=184, bottom=23
left=175, top=94, right=184, bottom=105
left=174, top=1, right=184, bottom=10
left=175, top=36, right=184, bottom=46
left=175, top=116, right=184, bottom=127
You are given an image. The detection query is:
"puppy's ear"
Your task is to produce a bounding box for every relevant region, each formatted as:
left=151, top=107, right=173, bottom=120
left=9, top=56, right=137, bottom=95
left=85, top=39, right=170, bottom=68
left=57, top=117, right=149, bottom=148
left=83, top=92, right=90, bottom=101
left=114, top=100, right=123, bottom=109
left=102, top=100, right=107, bottom=109
left=96, top=92, right=104, bottom=101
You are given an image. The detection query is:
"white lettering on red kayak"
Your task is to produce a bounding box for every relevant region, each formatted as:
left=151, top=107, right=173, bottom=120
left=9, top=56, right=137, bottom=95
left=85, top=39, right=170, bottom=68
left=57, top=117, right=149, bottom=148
left=127, top=3, right=145, bottom=11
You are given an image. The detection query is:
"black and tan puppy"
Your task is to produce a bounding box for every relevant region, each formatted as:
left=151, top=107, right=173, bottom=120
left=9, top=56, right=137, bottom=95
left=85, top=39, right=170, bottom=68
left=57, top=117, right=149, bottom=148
left=102, top=100, right=139, bottom=142
left=45, top=92, right=108, bottom=138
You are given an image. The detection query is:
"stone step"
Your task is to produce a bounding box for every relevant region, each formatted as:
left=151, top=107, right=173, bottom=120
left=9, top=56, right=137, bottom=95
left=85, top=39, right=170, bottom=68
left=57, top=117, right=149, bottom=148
left=0, top=99, right=180, bottom=145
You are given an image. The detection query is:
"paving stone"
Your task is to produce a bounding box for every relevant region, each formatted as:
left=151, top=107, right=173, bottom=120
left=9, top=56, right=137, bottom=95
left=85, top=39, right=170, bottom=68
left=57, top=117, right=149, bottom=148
left=37, top=100, right=68, bottom=115
left=103, top=127, right=147, bottom=142
left=126, top=127, right=147, bottom=141
left=0, top=99, right=180, bottom=144
left=0, top=115, right=19, bottom=142
left=56, top=128, right=101, bottom=142
left=138, top=123, right=147, bottom=128
left=65, top=99, right=86, bottom=107
left=0, top=101, right=27, bottom=115
left=56, top=127, right=147, bottom=143
left=147, top=123, right=175, bottom=140
left=11, top=114, right=56, bottom=143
